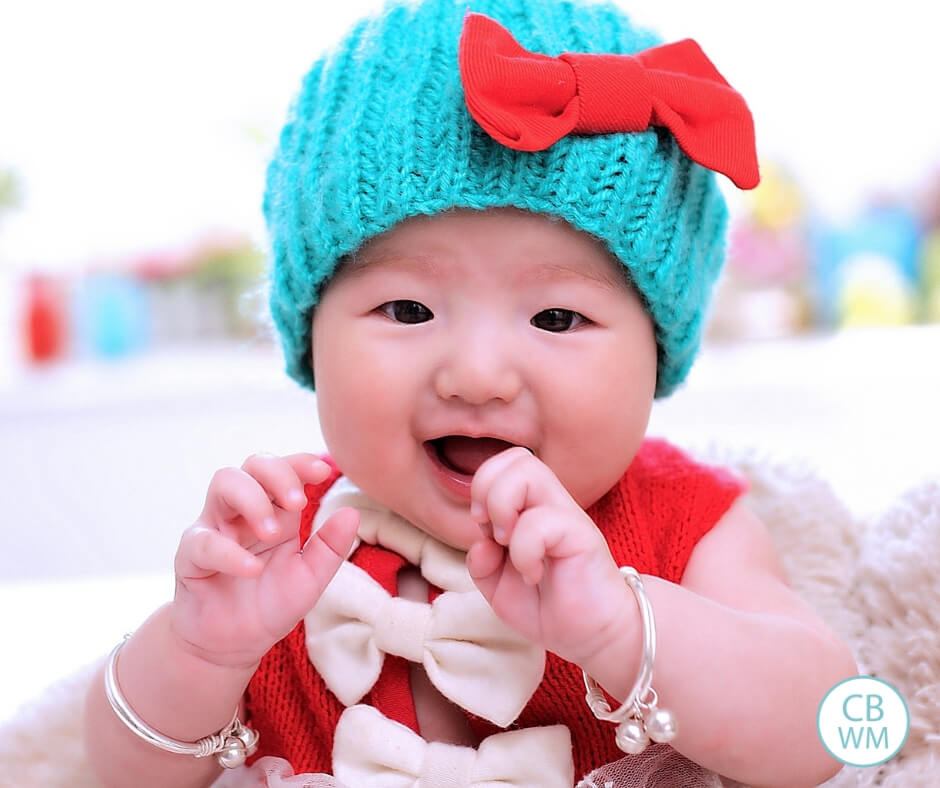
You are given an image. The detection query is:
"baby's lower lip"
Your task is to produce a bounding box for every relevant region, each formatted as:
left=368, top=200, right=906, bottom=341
left=423, top=441, right=473, bottom=501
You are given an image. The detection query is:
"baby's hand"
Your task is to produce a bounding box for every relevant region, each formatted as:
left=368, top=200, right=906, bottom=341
left=466, top=448, right=627, bottom=668
left=171, top=454, right=359, bottom=670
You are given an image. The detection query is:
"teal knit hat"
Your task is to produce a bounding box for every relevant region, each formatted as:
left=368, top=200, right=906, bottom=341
left=265, top=0, right=737, bottom=397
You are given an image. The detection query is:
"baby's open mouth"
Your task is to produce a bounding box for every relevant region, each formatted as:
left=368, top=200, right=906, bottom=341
left=427, top=436, right=519, bottom=476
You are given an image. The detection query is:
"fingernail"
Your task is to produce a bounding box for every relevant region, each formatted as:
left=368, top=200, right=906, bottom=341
left=288, top=488, right=306, bottom=506
left=263, top=517, right=279, bottom=536
left=493, top=525, right=506, bottom=543
left=470, top=501, right=485, bottom=522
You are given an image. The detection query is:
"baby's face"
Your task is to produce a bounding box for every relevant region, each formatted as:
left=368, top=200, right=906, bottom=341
left=312, top=208, right=657, bottom=549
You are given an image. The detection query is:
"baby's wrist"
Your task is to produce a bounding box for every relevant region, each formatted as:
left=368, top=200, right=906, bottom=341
left=112, top=604, right=260, bottom=746
left=166, top=602, right=266, bottom=674
left=575, top=576, right=643, bottom=699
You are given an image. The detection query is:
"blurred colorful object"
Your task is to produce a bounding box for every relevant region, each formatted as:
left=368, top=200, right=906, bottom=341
left=813, top=203, right=921, bottom=327
left=728, top=223, right=808, bottom=285
left=76, top=273, right=150, bottom=358
left=922, top=230, right=940, bottom=322
left=713, top=163, right=812, bottom=339
left=22, top=273, right=68, bottom=363
left=138, top=235, right=266, bottom=345
left=0, top=167, right=23, bottom=217
left=729, top=162, right=810, bottom=284
left=749, top=162, right=805, bottom=231
left=713, top=159, right=940, bottom=338
left=837, top=253, right=916, bottom=326
left=9, top=234, right=268, bottom=369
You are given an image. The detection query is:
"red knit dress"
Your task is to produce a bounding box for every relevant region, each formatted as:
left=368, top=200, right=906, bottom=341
left=244, top=438, right=745, bottom=780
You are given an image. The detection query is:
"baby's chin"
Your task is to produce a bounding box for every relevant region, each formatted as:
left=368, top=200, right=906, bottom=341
left=429, top=523, right=484, bottom=553
left=407, top=508, right=482, bottom=553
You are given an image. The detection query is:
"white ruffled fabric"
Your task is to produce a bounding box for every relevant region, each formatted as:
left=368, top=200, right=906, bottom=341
left=576, top=744, right=724, bottom=787
left=210, top=756, right=347, bottom=788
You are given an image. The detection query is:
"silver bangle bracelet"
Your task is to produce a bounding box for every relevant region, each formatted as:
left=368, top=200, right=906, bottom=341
left=104, top=635, right=259, bottom=769
left=583, top=566, right=678, bottom=754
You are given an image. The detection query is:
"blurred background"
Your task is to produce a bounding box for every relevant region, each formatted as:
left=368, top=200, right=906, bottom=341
left=1, top=0, right=938, bottom=723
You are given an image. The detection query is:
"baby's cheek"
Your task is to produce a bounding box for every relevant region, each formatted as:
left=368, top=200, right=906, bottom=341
left=551, top=412, right=647, bottom=510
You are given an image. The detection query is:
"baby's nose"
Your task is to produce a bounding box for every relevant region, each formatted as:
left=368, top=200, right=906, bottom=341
left=432, top=334, right=523, bottom=405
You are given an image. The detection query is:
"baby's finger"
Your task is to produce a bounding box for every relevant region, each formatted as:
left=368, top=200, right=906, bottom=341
left=290, top=507, right=361, bottom=601
left=241, top=453, right=308, bottom=513
left=283, top=454, right=334, bottom=487
left=476, top=518, right=495, bottom=541
left=468, top=539, right=542, bottom=636
left=470, top=446, right=531, bottom=523
left=466, top=538, right=506, bottom=590
left=306, top=506, right=360, bottom=564
left=208, top=467, right=281, bottom=542
left=507, top=508, right=567, bottom=585
left=176, top=526, right=263, bottom=580
left=479, top=462, right=531, bottom=544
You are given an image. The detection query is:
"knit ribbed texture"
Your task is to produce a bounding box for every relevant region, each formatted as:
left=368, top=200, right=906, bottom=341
left=244, top=440, right=745, bottom=778
left=264, top=0, right=730, bottom=398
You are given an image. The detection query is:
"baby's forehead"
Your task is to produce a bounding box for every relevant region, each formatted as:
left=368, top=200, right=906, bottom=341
left=338, top=208, right=634, bottom=291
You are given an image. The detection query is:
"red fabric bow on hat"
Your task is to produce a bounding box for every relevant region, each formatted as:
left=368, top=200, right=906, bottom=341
left=458, top=12, right=759, bottom=190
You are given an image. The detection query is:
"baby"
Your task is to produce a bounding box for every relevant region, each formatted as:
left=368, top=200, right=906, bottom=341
left=84, top=1, right=857, bottom=786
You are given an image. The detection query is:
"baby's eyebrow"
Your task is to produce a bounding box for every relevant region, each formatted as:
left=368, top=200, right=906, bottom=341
left=341, top=250, right=622, bottom=292
left=523, top=262, right=621, bottom=292
left=339, top=250, right=439, bottom=280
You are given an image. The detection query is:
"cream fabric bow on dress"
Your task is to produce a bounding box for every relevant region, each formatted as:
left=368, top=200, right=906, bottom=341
left=332, top=705, right=574, bottom=788
left=307, top=477, right=546, bottom=727
left=304, top=559, right=545, bottom=726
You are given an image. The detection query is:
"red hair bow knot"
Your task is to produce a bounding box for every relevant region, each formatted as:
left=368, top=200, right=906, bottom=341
left=458, top=12, right=759, bottom=190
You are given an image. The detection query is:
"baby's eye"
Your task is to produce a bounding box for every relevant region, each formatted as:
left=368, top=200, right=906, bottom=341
left=530, top=308, right=587, bottom=332
left=378, top=300, right=433, bottom=324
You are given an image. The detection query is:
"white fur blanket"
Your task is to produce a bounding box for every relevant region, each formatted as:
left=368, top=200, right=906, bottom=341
left=1, top=449, right=937, bottom=787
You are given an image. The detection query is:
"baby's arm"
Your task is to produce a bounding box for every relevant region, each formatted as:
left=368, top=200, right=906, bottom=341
left=580, top=501, right=857, bottom=787
left=83, top=454, right=359, bottom=788
left=467, top=449, right=857, bottom=788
